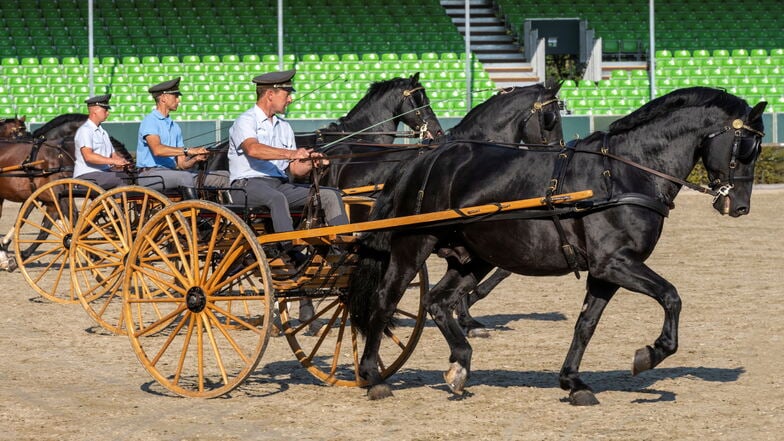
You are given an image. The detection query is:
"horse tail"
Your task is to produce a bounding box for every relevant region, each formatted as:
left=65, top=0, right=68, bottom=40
left=348, top=167, right=403, bottom=336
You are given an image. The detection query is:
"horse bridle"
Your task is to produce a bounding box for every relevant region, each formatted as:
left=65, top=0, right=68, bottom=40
left=704, top=117, right=764, bottom=199
left=401, top=86, right=432, bottom=139
left=500, top=87, right=562, bottom=145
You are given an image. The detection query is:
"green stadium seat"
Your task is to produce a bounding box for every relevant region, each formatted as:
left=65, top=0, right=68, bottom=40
left=341, top=54, right=359, bottom=62
left=20, top=57, right=39, bottom=66
left=672, top=49, right=691, bottom=58
left=731, top=48, right=749, bottom=58
left=361, top=53, right=380, bottom=62
left=183, top=55, right=200, bottom=64
left=40, top=57, right=58, bottom=65
left=654, top=50, right=672, bottom=58
left=1, top=58, right=20, bottom=66
left=202, top=54, right=221, bottom=64
left=142, top=56, right=160, bottom=64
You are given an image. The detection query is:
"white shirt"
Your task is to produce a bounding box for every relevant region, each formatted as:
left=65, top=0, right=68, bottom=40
left=73, top=119, right=114, bottom=177
left=228, top=105, right=295, bottom=181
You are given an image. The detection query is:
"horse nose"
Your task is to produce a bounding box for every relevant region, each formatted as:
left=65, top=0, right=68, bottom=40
left=735, top=205, right=749, bottom=216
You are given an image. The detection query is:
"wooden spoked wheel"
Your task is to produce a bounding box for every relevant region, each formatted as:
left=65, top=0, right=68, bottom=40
left=121, top=200, right=273, bottom=398
left=279, top=264, right=428, bottom=387
left=71, top=186, right=170, bottom=334
left=14, top=179, right=105, bottom=303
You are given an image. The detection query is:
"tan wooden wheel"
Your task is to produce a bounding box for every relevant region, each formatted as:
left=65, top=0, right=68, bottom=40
left=71, top=186, right=170, bottom=334
left=122, top=200, right=273, bottom=398
left=279, top=263, right=428, bottom=387
left=14, top=179, right=104, bottom=303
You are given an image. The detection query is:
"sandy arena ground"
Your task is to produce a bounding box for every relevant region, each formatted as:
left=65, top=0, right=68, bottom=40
left=0, top=187, right=782, bottom=441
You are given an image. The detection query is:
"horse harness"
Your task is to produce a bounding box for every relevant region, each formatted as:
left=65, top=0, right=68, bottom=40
left=3, top=137, right=76, bottom=193
left=544, top=115, right=764, bottom=277
left=412, top=94, right=565, bottom=214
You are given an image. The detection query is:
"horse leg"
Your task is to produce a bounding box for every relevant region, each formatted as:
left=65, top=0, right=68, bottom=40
left=457, top=267, right=511, bottom=337
left=359, top=234, right=437, bottom=400
left=560, top=263, right=681, bottom=406
left=0, top=202, right=15, bottom=272
left=559, top=275, right=618, bottom=405
left=0, top=202, right=14, bottom=272
left=425, top=262, right=489, bottom=396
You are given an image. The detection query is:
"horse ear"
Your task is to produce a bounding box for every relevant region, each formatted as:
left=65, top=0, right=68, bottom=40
left=20, top=115, right=26, bottom=122
left=411, top=72, right=420, bottom=83
left=749, top=101, right=767, bottom=121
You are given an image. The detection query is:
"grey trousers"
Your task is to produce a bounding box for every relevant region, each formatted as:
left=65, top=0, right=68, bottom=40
left=75, top=171, right=130, bottom=190
left=230, top=177, right=348, bottom=232
left=138, top=168, right=229, bottom=192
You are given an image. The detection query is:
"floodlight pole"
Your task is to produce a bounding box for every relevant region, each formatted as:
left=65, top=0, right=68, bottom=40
left=88, top=0, right=94, bottom=95
left=278, top=0, right=284, bottom=71
left=649, top=0, right=656, bottom=100
left=464, top=0, right=472, bottom=111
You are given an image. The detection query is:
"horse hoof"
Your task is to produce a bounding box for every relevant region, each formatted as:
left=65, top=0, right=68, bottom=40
left=632, top=346, right=654, bottom=375
left=6, top=258, right=16, bottom=272
left=367, top=384, right=393, bottom=401
left=466, top=328, right=491, bottom=339
left=569, top=389, right=600, bottom=406
left=443, top=362, right=468, bottom=394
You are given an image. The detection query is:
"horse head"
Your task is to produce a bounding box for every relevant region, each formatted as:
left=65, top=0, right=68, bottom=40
left=0, top=116, right=31, bottom=139
left=449, top=82, right=563, bottom=145
left=395, top=72, right=444, bottom=140
left=701, top=99, right=767, bottom=217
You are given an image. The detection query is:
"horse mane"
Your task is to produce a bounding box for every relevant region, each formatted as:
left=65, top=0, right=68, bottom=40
left=326, top=77, right=414, bottom=131
left=609, top=87, right=743, bottom=134
left=32, top=113, right=87, bottom=137
left=454, top=84, right=546, bottom=129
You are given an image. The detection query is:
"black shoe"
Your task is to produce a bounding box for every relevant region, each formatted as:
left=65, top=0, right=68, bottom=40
left=285, top=248, right=309, bottom=267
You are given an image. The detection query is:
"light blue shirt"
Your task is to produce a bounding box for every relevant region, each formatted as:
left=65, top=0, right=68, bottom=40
left=136, top=109, right=183, bottom=169
left=228, top=105, right=295, bottom=182
left=73, top=119, right=114, bottom=177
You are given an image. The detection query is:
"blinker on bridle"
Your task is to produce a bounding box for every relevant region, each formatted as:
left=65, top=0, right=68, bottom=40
left=402, top=86, right=431, bottom=139
left=704, top=117, right=765, bottom=201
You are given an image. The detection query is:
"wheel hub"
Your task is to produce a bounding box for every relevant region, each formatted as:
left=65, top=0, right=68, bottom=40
left=62, top=232, right=72, bottom=249
left=186, top=287, right=207, bottom=313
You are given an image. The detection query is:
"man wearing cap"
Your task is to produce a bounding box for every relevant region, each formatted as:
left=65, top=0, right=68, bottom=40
left=73, top=94, right=130, bottom=189
left=228, top=69, right=347, bottom=234
left=136, top=77, right=228, bottom=193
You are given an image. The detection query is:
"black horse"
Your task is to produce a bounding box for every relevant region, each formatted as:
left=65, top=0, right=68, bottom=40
left=324, top=82, right=564, bottom=337
left=205, top=73, right=443, bottom=173
left=318, top=81, right=563, bottom=190
left=348, top=87, right=766, bottom=405
left=32, top=113, right=134, bottom=163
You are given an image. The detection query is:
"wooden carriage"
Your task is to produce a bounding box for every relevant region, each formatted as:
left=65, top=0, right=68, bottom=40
left=14, top=176, right=591, bottom=397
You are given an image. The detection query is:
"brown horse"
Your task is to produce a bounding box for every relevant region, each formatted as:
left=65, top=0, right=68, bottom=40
left=0, top=113, right=133, bottom=271
left=0, top=137, right=76, bottom=270
left=0, top=117, right=31, bottom=140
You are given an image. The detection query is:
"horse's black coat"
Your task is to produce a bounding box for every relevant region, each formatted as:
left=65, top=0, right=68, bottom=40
left=319, top=82, right=563, bottom=190
left=348, top=87, right=766, bottom=405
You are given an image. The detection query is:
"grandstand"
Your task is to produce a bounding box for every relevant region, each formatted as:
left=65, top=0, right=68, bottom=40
left=1, top=0, right=783, bottom=122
